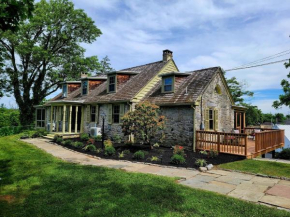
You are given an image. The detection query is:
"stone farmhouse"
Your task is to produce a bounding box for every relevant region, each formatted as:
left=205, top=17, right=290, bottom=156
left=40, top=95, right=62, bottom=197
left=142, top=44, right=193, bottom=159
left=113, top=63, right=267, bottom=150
left=36, top=50, right=247, bottom=150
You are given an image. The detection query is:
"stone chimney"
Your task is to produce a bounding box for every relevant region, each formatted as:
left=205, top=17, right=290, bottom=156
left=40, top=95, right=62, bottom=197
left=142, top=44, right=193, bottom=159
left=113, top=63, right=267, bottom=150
left=81, top=72, right=88, bottom=78
left=163, top=49, right=173, bottom=61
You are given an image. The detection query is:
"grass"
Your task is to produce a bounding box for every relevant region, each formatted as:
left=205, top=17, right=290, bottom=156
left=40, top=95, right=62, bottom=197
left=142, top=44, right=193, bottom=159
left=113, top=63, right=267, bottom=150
left=0, top=136, right=289, bottom=217
left=219, top=159, right=290, bottom=179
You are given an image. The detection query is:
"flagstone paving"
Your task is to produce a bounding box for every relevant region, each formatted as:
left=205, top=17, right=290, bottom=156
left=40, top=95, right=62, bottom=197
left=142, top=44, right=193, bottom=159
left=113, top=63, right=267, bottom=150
left=25, top=138, right=290, bottom=211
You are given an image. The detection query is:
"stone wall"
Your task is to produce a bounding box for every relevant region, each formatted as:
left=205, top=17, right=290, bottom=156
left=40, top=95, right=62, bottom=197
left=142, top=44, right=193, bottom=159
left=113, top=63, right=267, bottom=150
left=84, top=103, right=129, bottom=140
left=195, top=73, right=234, bottom=132
left=159, top=106, right=193, bottom=149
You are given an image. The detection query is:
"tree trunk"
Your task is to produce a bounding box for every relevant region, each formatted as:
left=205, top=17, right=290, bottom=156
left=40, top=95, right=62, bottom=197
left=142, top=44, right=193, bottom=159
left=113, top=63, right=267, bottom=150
left=19, top=103, right=35, bottom=126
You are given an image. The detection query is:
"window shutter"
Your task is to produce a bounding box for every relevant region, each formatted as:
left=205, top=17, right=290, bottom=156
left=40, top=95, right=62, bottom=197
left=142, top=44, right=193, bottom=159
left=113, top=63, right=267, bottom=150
left=87, top=105, right=90, bottom=122
left=108, top=104, right=112, bottom=124
left=214, top=109, right=219, bottom=131
left=119, top=104, right=124, bottom=123
left=204, top=108, right=209, bottom=130
left=96, top=105, right=99, bottom=124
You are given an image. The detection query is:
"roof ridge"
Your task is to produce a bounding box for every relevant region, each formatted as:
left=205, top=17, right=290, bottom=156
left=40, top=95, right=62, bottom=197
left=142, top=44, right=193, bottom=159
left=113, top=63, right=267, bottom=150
left=120, top=60, right=164, bottom=71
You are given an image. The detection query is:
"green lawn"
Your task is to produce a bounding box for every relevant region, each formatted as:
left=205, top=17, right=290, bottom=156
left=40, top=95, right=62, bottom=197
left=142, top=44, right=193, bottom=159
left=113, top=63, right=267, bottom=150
left=0, top=136, right=289, bottom=217
left=219, top=159, right=290, bottom=179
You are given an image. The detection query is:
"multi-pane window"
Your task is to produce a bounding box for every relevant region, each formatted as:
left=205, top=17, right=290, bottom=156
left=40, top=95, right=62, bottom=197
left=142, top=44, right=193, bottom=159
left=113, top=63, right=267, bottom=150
left=113, top=105, right=120, bottom=123
left=164, top=77, right=173, bottom=92
left=91, top=106, right=96, bottom=122
left=36, top=109, right=45, bottom=128
left=209, top=109, right=214, bottom=130
left=82, top=81, right=88, bottom=95
left=108, top=76, right=116, bottom=92
left=62, top=84, right=67, bottom=97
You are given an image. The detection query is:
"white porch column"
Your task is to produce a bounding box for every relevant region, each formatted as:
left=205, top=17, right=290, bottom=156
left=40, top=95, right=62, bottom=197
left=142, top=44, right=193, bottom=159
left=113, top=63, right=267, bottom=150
left=75, top=106, right=78, bottom=133
left=50, top=106, right=53, bottom=132
left=56, top=106, right=59, bottom=132
left=69, top=105, right=72, bottom=133
left=62, top=105, right=66, bottom=134
left=80, top=106, right=84, bottom=133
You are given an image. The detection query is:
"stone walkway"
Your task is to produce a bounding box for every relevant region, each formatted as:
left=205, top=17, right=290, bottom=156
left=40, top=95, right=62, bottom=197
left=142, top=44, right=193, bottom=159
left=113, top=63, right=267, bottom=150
left=25, top=138, right=290, bottom=211
left=254, top=157, right=290, bottom=164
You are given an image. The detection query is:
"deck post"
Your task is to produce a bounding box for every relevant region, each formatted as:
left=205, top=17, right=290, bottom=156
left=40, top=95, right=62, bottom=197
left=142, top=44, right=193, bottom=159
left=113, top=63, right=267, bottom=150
left=217, top=132, right=220, bottom=153
left=272, top=150, right=276, bottom=158
left=62, top=105, right=66, bottom=134
left=75, top=106, right=78, bottom=133
left=68, top=105, right=72, bottom=133
left=245, top=135, right=248, bottom=156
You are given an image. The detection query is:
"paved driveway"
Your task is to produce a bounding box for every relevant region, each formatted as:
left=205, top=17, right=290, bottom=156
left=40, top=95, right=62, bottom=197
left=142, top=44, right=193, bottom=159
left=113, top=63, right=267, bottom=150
left=25, top=138, right=290, bottom=211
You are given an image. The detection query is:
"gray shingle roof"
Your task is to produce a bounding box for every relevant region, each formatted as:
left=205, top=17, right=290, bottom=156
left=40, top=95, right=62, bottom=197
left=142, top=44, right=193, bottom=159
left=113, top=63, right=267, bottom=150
left=145, top=67, right=220, bottom=105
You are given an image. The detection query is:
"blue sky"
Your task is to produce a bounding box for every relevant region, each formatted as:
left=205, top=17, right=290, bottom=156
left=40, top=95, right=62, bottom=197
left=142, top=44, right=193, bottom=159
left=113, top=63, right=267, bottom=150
left=1, top=0, right=289, bottom=115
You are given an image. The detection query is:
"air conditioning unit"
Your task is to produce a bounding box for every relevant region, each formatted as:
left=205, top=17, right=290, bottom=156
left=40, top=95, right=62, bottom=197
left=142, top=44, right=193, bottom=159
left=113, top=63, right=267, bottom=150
left=90, top=127, right=102, bottom=137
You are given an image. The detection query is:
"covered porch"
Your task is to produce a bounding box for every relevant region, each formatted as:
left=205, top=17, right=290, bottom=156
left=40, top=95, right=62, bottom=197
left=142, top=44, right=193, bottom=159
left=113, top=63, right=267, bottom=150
left=36, top=103, right=83, bottom=134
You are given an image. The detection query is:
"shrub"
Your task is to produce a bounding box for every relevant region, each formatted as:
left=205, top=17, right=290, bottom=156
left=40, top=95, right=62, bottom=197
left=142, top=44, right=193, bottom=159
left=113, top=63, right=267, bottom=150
left=170, top=154, right=186, bottom=165
left=63, top=139, right=72, bottom=146
left=118, top=151, right=125, bottom=158
left=96, top=148, right=103, bottom=154
left=56, top=137, right=63, bottom=144
left=173, top=145, right=185, bottom=156
left=113, top=134, right=122, bottom=143
left=133, top=150, right=145, bottom=160
left=104, top=146, right=116, bottom=156
left=208, top=149, right=219, bottom=158
left=73, top=142, right=84, bottom=149
left=80, top=133, right=89, bottom=142
left=276, top=148, right=290, bottom=160
left=149, top=156, right=160, bottom=162
left=104, top=139, right=113, bottom=147
left=53, top=134, right=61, bottom=142
left=87, top=138, right=95, bottom=145
left=123, top=149, right=130, bottom=155
left=195, top=159, right=207, bottom=167
left=153, top=143, right=159, bottom=148
left=83, top=144, right=96, bottom=152
left=94, top=135, right=102, bottom=142
left=122, top=101, right=166, bottom=147
left=199, top=150, right=208, bottom=157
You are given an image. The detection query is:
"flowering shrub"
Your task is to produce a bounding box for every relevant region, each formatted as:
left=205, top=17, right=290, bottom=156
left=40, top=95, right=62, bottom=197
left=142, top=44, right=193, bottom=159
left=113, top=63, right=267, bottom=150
left=173, top=145, right=185, bottom=157
left=104, top=139, right=113, bottom=147
left=87, top=138, right=95, bottom=145
left=122, top=101, right=166, bottom=147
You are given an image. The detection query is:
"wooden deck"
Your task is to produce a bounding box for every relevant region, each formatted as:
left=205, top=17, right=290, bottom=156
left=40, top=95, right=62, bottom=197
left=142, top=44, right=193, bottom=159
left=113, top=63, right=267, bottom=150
left=196, top=130, right=285, bottom=158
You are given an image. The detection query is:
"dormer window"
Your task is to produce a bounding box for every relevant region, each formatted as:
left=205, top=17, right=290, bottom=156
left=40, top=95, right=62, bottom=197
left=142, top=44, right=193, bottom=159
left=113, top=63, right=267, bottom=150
left=62, top=84, right=67, bottom=97
left=108, top=75, right=116, bottom=92
left=82, top=80, right=88, bottom=95
left=162, top=76, right=174, bottom=93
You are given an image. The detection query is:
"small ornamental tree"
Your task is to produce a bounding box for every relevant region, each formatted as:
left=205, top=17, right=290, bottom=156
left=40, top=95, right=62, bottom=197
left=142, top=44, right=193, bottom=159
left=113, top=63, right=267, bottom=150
left=121, top=101, right=165, bottom=147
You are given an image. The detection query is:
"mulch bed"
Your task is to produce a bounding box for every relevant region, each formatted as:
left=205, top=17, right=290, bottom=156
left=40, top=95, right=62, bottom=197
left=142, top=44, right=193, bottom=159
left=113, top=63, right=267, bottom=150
left=56, top=138, right=245, bottom=169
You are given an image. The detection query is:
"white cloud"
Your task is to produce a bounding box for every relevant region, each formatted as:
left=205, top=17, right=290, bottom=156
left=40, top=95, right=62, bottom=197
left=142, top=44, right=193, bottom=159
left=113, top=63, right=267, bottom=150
left=251, top=99, right=289, bottom=115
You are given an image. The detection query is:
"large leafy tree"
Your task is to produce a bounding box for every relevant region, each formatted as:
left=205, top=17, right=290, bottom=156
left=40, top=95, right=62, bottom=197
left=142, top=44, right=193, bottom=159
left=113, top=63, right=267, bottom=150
left=273, top=60, right=290, bottom=109
left=241, top=103, right=263, bottom=126
left=0, top=0, right=102, bottom=125
left=226, top=76, right=254, bottom=104
left=0, top=0, right=34, bottom=32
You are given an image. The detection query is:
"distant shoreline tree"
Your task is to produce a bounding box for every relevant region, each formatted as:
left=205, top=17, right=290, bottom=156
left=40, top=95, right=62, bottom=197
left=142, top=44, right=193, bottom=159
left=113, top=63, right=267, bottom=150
left=273, top=59, right=290, bottom=109
left=96, top=55, right=114, bottom=74
left=0, top=0, right=102, bottom=125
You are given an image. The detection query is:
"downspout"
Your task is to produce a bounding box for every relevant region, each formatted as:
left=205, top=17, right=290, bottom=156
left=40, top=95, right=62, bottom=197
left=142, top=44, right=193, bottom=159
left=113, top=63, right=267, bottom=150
left=191, top=105, right=196, bottom=152
left=200, top=96, right=204, bottom=130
